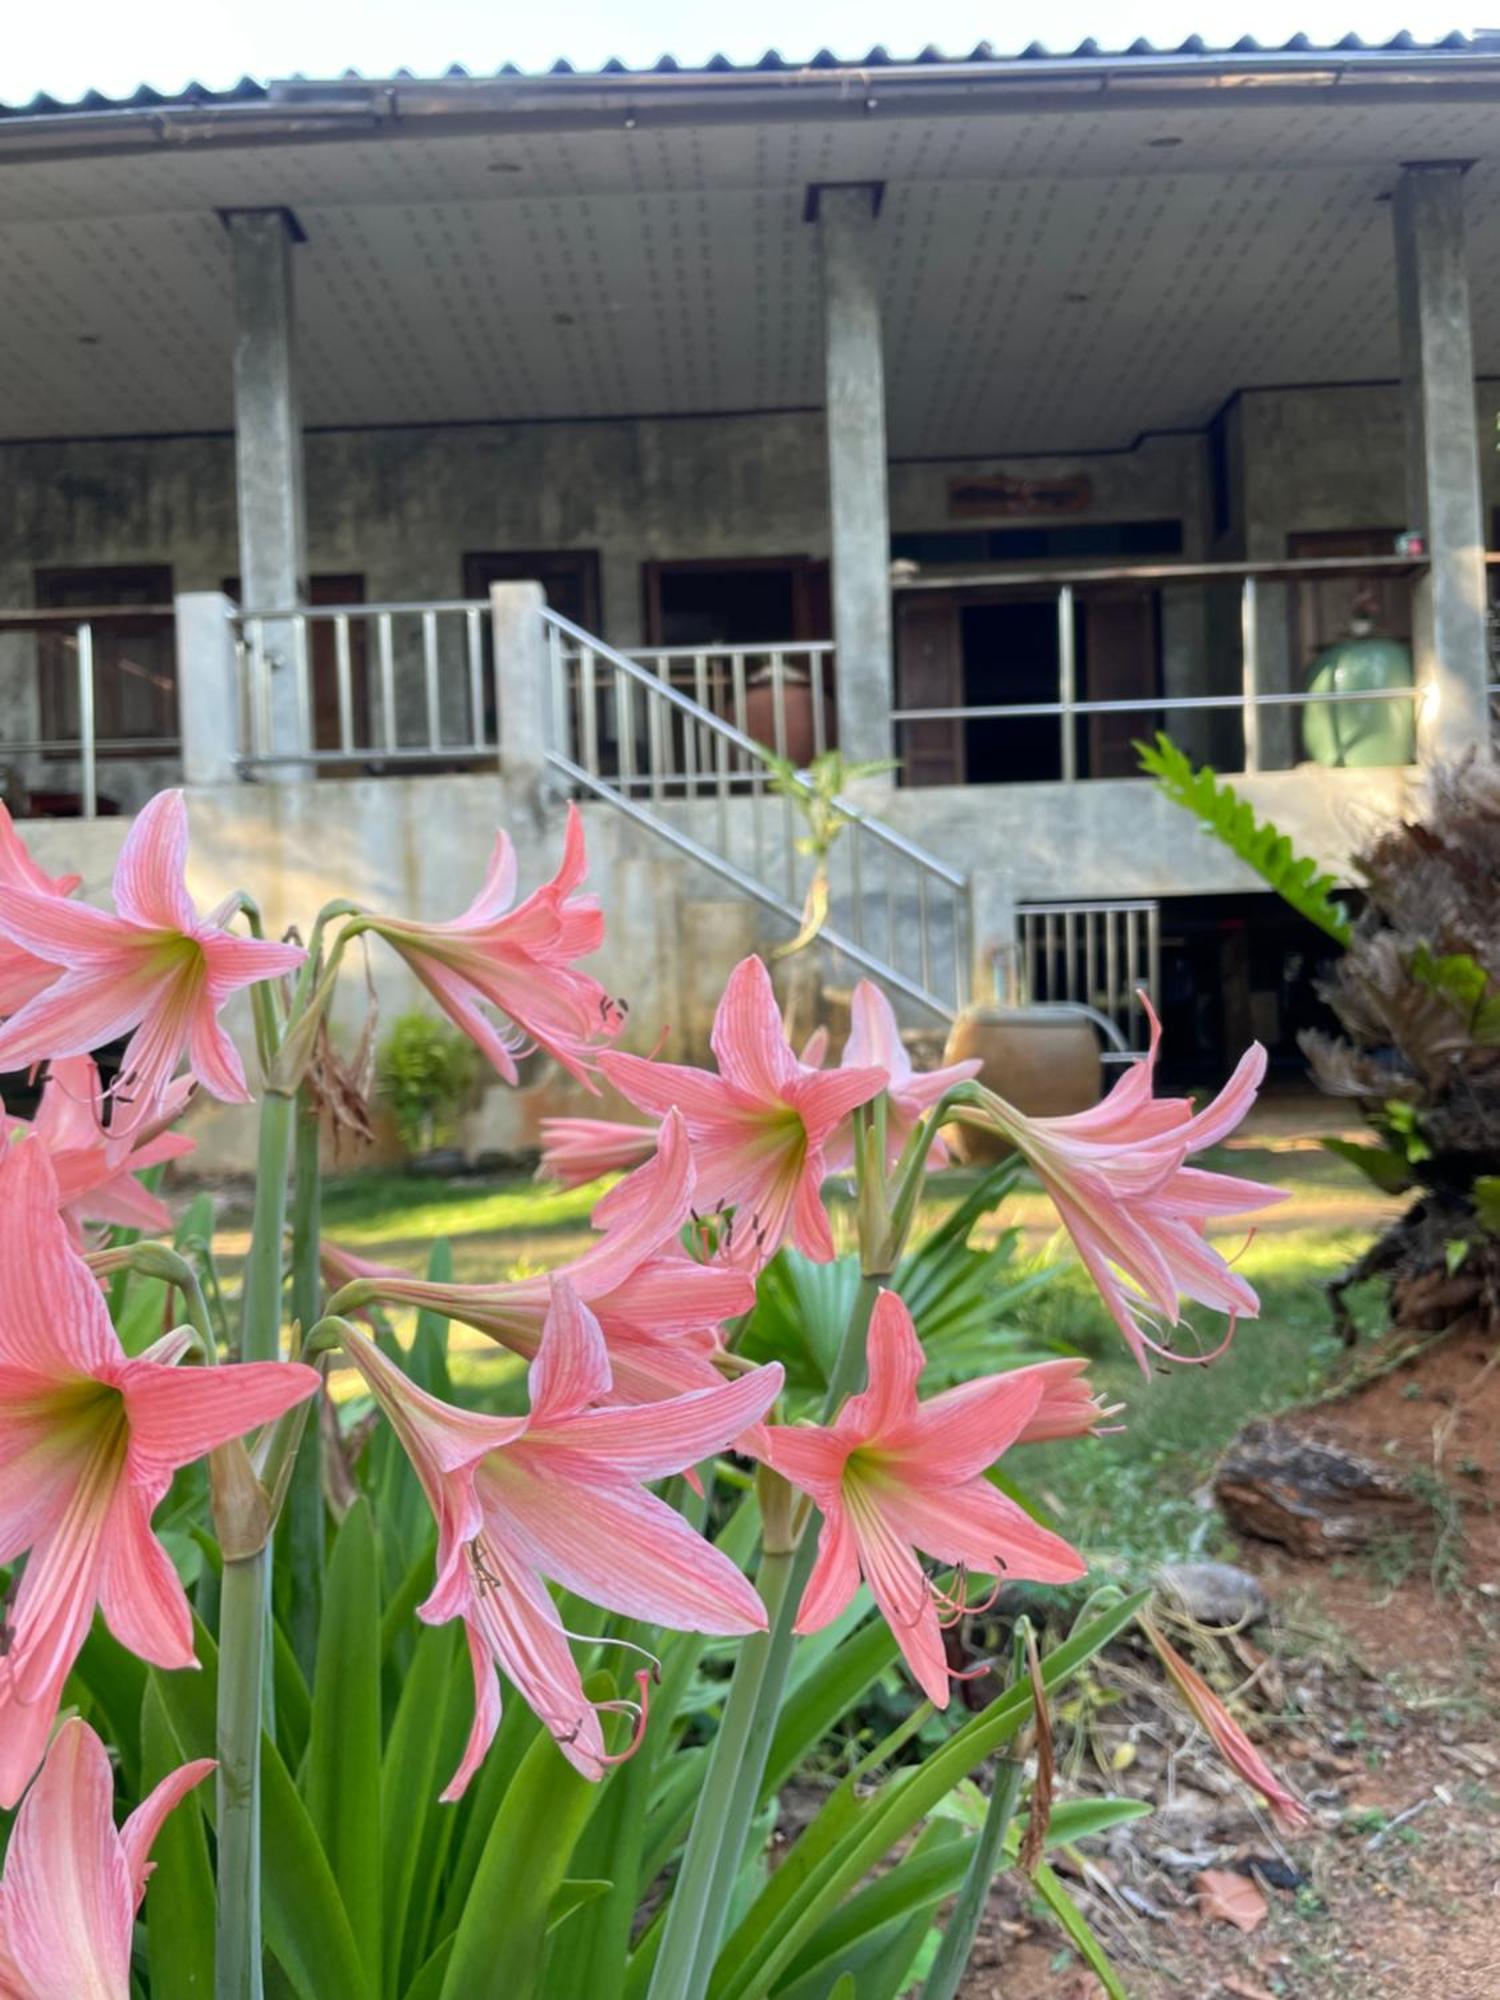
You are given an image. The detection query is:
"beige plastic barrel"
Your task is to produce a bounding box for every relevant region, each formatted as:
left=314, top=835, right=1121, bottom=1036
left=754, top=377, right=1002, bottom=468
left=941, top=1007, right=1103, bottom=1165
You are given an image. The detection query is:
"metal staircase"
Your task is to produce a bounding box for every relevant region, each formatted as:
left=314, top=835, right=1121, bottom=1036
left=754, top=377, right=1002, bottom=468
left=538, top=609, right=972, bottom=1022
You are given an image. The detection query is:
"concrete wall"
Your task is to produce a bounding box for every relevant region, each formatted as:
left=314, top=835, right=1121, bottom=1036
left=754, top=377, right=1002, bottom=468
left=11, top=757, right=1416, bottom=1171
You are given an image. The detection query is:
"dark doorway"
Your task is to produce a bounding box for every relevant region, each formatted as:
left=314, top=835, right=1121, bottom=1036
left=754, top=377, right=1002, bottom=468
left=462, top=549, right=602, bottom=633
left=642, top=558, right=830, bottom=647
left=36, top=564, right=177, bottom=752
left=960, top=599, right=1060, bottom=784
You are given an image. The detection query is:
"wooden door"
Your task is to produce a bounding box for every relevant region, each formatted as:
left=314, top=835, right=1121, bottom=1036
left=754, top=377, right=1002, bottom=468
left=895, top=599, right=964, bottom=786
left=1079, top=585, right=1159, bottom=778
left=1285, top=529, right=1410, bottom=677
left=463, top=550, right=602, bottom=632
left=35, top=565, right=176, bottom=748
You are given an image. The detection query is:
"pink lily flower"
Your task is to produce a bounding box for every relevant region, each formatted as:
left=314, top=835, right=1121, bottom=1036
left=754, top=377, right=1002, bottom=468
left=12, top=1056, right=194, bottom=1244
left=0, top=1717, right=214, bottom=1999
left=598, top=955, right=887, bottom=1265
left=1143, top=1616, right=1309, bottom=1831
left=337, top=1276, right=783, bottom=1795
left=362, top=802, right=623, bottom=1086
left=0, top=1138, right=319, bottom=1806
left=757, top=1289, right=1086, bottom=1707
left=330, top=1109, right=755, bottom=1402
left=826, top=980, right=981, bottom=1172
left=1006, top=1356, right=1122, bottom=1443
left=974, top=997, right=1286, bottom=1373
left=0, top=790, right=304, bottom=1130
left=537, top=1114, right=660, bottom=1188
left=0, top=804, right=81, bottom=1018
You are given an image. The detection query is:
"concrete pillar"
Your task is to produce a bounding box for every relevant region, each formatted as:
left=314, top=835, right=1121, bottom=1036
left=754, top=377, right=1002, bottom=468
left=491, top=582, right=553, bottom=811
left=175, top=593, right=242, bottom=787
left=1392, top=165, right=1491, bottom=764
left=226, top=207, right=308, bottom=768
left=815, top=185, right=894, bottom=773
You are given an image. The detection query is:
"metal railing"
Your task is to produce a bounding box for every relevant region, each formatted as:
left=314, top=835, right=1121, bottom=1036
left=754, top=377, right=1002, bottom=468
left=1003, top=900, right=1161, bottom=1053
left=584, top=643, right=838, bottom=787
left=235, top=600, right=494, bottom=767
left=0, top=606, right=180, bottom=818
left=541, top=609, right=969, bottom=1021
left=892, top=554, right=1427, bottom=782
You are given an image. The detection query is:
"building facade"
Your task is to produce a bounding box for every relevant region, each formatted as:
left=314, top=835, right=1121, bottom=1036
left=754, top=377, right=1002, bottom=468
left=2, top=37, right=1497, bottom=1155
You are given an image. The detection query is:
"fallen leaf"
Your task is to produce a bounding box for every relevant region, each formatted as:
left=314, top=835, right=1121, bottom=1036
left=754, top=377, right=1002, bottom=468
left=1195, top=1868, right=1269, bottom=1933
left=1221, top=1979, right=1279, bottom=2000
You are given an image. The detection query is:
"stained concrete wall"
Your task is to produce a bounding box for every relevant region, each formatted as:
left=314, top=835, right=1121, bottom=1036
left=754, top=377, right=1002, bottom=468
left=12, top=758, right=1415, bottom=1171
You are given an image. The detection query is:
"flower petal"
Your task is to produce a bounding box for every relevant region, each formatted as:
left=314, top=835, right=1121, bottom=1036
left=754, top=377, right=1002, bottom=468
left=793, top=1501, right=862, bottom=1634
left=879, top=1477, right=1087, bottom=1587
left=533, top=1361, right=784, bottom=1480
left=96, top=1481, right=196, bottom=1671
left=111, top=790, right=197, bottom=932
left=0, top=1140, right=119, bottom=1376
left=710, top=956, right=799, bottom=1099
left=119, top=1755, right=216, bottom=1906
left=527, top=1279, right=613, bottom=1425
left=120, top=1359, right=320, bottom=1470
left=0, top=1718, right=134, bottom=1995
left=482, top=1461, right=768, bottom=1635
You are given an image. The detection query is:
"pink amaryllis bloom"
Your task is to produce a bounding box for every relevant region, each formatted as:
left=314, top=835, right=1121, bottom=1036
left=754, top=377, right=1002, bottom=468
left=0, top=790, right=304, bottom=1130
left=537, top=1114, right=660, bottom=1188
left=598, top=955, right=887, bottom=1265
left=13, top=1056, right=194, bottom=1244
left=337, top=1276, right=783, bottom=1795
left=973, top=997, right=1285, bottom=1373
left=0, top=1718, right=214, bottom=1999
left=1005, top=1356, right=1122, bottom=1443
left=1143, top=1616, right=1309, bottom=1832
left=0, top=1138, right=319, bottom=1806
left=757, top=1290, right=1086, bottom=1707
left=0, top=804, right=81, bottom=1018
left=826, top=980, right=981, bottom=1172
left=361, top=803, right=623, bottom=1086
left=331, top=1111, right=754, bottom=1401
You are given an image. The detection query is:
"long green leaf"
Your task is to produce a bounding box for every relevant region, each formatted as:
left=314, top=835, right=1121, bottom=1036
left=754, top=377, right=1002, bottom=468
left=141, top=1675, right=216, bottom=2000
left=149, top=1627, right=373, bottom=2000
left=777, top=1821, right=969, bottom=1995
left=436, top=1702, right=601, bottom=2000
left=1137, top=733, right=1351, bottom=944
left=305, top=1499, right=383, bottom=1991
left=1032, top=1861, right=1129, bottom=2000
left=709, top=1591, right=1148, bottom=2000
left=381, top=1621, right=462, bottom=1998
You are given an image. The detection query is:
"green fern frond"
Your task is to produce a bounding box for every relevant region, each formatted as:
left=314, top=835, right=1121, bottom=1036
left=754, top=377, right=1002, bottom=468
left=1135, top=733, right=1353, bottom=946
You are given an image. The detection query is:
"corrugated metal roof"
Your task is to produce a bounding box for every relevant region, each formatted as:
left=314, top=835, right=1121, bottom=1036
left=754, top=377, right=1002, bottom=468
left=2, top=30, right=1493, bottom=117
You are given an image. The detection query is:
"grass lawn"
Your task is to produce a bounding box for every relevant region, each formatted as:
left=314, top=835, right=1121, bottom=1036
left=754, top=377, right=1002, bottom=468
left=305, top=1131, right=1400, bottom=1575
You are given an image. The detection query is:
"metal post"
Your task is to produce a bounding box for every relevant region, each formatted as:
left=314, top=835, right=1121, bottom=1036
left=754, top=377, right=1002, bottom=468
left=1240, top=575, right=1262, bottom=772
left=76, top=622, right=97, bottom=818
left=1057, top=584, right=1077, bottom=782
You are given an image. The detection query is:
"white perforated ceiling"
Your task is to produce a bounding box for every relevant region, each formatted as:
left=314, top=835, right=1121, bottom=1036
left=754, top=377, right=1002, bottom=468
left=1, top=93, right=1498, bottom=454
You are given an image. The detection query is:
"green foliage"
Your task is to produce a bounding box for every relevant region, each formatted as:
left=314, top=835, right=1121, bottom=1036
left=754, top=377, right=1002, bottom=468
left=1136, top=732, right=1353, bottom=944
left=1409, top=943, right=1500, bottom=1044
left=1319, top=1136, right=1414, bottom=1195
left=762, top=749, right=899, bottom=958
left=376, top=1011, right=479, bottom=1156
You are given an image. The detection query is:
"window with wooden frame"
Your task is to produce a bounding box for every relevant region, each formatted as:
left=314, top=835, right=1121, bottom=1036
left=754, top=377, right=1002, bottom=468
left=35, top=566, right=177, bottom=751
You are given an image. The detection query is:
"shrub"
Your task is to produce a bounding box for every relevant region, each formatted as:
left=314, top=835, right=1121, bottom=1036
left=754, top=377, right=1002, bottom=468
left=376, top=1008, right=479, bottom=1155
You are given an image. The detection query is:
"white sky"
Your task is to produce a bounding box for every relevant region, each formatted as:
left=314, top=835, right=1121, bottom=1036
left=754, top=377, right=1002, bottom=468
left=0, top=0, right=1485, bottom=103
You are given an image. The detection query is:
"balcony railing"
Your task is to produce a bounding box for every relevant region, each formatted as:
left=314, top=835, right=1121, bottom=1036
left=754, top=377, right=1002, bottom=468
left=234, top=600, right=495, bottom=767
left=891, top=554, right=1435, bottom=784
left=0, top=606, right=181, bottom=818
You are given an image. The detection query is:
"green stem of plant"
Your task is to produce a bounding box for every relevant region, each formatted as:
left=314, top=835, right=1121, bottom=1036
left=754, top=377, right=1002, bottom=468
left=649, top=1272, right=885, bottom=2000
left=215, top=1548, right=269, bottom=2000
left=216, top=1077, right=297, bottom=2000
left=281, top=1091, right=325, bottom=1682
left=921, top=1626, right=1031, bottom=2000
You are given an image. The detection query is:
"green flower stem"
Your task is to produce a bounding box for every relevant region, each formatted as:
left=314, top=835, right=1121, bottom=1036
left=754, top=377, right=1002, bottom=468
left=281, top=1091, right=325, bottom=1681
left=215, top=1549, right=269, bottom=2000
left=921, top=1624, right=1030, bottom=2000
left=649, top=1272, right=884, bottom=2000
left=216, top=1075, right=297, bottom=2000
